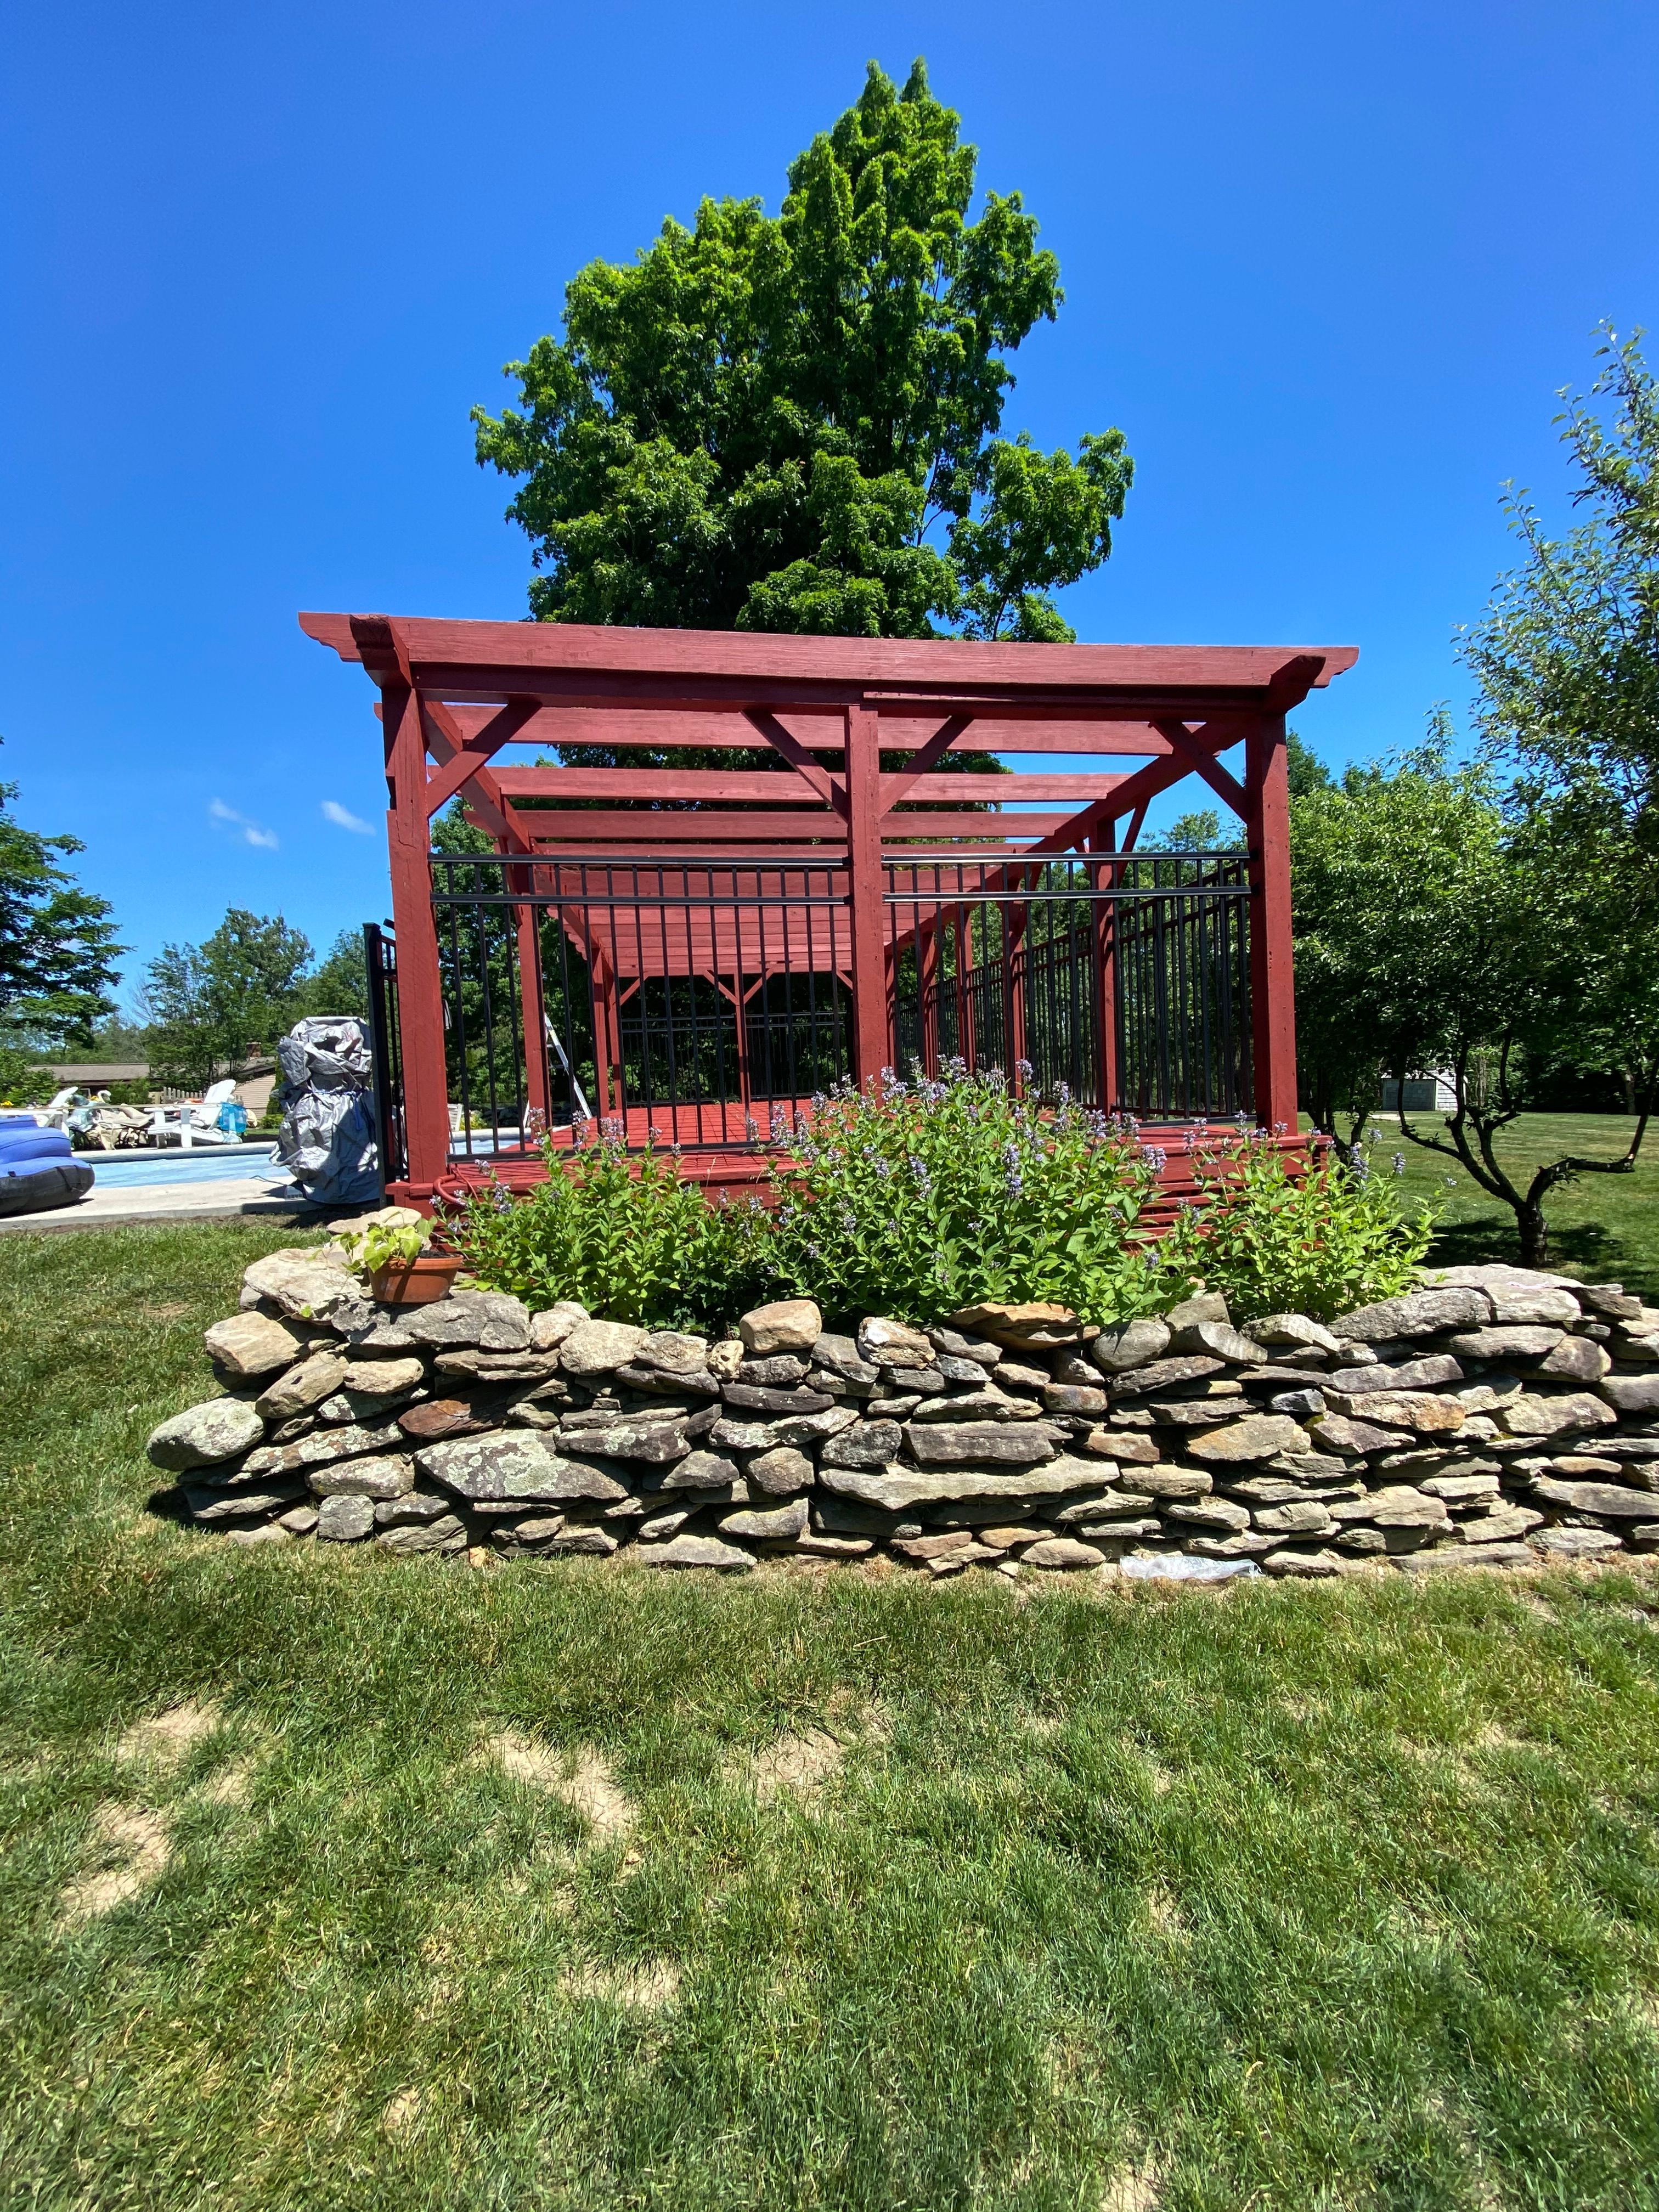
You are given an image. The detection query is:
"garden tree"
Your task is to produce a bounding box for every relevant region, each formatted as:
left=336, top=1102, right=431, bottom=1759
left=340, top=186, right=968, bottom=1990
left=145, top=908, right=313, bottom=1091
left=1289, top=733, right=1656, bottom=1264
left=1145, top=808, right=1222, bottom=851
left=1284, top=729, right=1331, bottom=798
left=1463, top=324, right=1659, bottom=1119
left=302, top=928, right=370, bottom=1019
left=473, top=59, right=1131, bottom=650
left=1464, top=325, right=1658, bottom=871
left=0, top=747, right=123, bottom=1058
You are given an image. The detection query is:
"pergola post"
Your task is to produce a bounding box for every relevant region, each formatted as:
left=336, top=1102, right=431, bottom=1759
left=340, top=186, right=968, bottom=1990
left=918, top=913, right=940, bottom=1075
left=1005, top=893, right=1030, bottom=1083
left=1245, top=712, right=1299, bottom=1131
left=591, top=955, right=624, bottom=1119
left=845, top=701, right=889, bottom=1088
left=954, top=903, right=975, bottom=1069
left=1088, top=834, right=1121, bottom=1113
left=510, top=873, right=551, bottom=1133
left=383, top=680, right=452, bottom=1187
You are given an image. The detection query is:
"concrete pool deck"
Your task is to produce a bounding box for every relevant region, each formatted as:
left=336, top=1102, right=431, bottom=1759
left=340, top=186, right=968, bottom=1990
left=0, top=1142, right=334, bottom=1231
left=0, top=1175, right=325, bottom=1231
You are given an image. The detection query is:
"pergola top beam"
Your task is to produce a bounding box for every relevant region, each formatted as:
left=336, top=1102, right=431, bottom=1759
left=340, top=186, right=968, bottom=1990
left=302, top=611, right=1356, bottom=708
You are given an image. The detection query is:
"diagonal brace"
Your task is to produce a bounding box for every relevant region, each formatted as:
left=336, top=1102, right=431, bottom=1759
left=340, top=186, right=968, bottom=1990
left=879, top=714, right=974, bottom=810
left=744, top=709, right=848, bottom=818
left=1152, top=718, right=1247, bottom=820
left=422, top=698, right=541, bottom=818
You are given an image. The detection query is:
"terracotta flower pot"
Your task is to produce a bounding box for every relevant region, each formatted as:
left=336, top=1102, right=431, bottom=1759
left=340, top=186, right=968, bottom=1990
left=370, top=1253, right=461, bottom=1307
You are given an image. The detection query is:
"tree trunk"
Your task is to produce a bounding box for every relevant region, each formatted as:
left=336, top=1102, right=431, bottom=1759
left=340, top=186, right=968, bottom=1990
left=1516, top=1195, right=1551, bottom=1267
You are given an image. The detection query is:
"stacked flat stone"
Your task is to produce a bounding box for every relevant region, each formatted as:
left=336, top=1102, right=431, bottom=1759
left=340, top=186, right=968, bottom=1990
left=146, top=1251, right=1659, bottom=1578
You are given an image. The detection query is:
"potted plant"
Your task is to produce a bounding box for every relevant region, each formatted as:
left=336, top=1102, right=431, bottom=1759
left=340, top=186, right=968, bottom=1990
left=343, top=1217, right=460, bottom=1307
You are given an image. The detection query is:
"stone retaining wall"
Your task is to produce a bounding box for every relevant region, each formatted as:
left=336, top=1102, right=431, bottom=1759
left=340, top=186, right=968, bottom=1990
left=146, top=1250, right=1659, bottom=1581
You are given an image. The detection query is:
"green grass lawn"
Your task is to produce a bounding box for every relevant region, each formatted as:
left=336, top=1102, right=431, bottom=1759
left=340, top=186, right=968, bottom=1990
left=1347, top=1111, right=1659, bottom=1306
left=3, top=1224, right=1659, bottom=2210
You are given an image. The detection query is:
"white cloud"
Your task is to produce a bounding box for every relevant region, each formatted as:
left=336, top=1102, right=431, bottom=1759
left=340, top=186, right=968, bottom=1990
left=321, top=799, right=374, bottom=834
left=209, top=798, right=279, bottom=850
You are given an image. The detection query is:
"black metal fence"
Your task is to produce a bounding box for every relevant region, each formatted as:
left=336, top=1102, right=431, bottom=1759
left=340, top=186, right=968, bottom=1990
left=363, top=922, right=405, bottom=1187
left=427, top=853, right=853, bottom=1156
left=398, top=847, right=1253, bottom=1164
left=886, top=855, right=1252, bottom=1118
left=1111, top=856, right=1254, bottom=1118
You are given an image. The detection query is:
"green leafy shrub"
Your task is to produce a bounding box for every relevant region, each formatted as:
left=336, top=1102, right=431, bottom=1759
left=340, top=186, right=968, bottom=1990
left=338, top=1218, right=431, bottom=1275
left=764, top=1065, right=1172, bottom=1324
left=1162, top=1128, right=1434, bottom=1322
left=445, top=1128, right=771, bottom=1329
left=0, top=1042, right=58, bottom=1106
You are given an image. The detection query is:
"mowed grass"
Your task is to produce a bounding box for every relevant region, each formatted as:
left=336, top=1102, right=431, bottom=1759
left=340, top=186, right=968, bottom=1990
left=1355, top=1111, right=1659, bottom=1306
left=1, top=1227, right=1658, bottom=2210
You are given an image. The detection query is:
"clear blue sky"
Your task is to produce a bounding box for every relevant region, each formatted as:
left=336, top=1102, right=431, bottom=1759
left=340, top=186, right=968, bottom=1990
left=3, top=1, right=1655, bottom=1007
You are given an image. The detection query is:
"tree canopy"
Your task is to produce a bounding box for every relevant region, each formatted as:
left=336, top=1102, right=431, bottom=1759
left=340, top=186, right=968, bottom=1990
left=473, top=59, right=1131, bottom=643
left=1464, top=325, right=1658, bottom=865
left=145, top=909, right=314, bottom=1091
left=1290, top=730, right=1657, bottom=1263
left=0, top=749, right=123, bottom=1051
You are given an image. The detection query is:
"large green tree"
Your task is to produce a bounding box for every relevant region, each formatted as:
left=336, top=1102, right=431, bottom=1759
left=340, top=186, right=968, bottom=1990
left=301, top=928, right=370, bottom=1020
left=473, top=59, right=1131, bottom=644
left=0, top=747, right=123, bottom=1052
left=1459, top=324, right=1659, bottom=1126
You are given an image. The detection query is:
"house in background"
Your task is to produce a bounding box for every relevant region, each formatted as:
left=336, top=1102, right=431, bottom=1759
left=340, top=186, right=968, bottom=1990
left=1379, top=1071, right=1458, bottom=1113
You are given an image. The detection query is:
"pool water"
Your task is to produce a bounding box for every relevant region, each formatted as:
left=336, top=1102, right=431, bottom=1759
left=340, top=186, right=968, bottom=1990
left=88, top=1144, right=290, bottom=1189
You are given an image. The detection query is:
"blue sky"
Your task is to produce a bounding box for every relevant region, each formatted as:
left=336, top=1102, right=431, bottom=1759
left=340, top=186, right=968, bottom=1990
left=3, top=1, right=1655, bottom=1006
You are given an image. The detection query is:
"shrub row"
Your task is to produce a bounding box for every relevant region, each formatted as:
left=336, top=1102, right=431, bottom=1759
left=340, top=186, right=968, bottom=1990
left=446, top=1069, right=1430, bottom=1331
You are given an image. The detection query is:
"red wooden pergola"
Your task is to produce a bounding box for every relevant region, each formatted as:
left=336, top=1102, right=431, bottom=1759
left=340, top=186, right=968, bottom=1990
left=301, top=613, right=1356, bottom=1206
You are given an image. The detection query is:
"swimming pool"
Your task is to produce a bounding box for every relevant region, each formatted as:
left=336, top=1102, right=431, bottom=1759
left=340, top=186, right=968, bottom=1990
left=87, top=1144, right=290, bottom=1190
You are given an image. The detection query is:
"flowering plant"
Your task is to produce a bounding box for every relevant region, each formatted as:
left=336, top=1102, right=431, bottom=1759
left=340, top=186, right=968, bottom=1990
left=764, top=1062, right=1173, bottom=1324
left=1159, top=1125, right=1434, bottom=1322
left=444, top=1122, right=770, bottom=1327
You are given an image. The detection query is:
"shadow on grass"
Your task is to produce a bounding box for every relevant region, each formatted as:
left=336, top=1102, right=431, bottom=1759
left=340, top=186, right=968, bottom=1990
left=1429, top=1213, right=1633, bottom=1280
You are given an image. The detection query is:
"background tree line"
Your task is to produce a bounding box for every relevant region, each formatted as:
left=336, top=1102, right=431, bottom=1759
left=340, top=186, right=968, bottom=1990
left=0, top=860, right=369, bottom=1104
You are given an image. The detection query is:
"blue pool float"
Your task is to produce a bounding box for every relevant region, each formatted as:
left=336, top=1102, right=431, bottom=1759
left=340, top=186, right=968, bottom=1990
left=0, top=1118, right=95, bottom=1217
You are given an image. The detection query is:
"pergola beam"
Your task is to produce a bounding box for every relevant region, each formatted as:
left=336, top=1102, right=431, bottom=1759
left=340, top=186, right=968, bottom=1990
left=489, top=766, right=1131, bottom=806
left=498, top=808, right=1079, bottom=842
left=439, top=704, right=1190, bottom=754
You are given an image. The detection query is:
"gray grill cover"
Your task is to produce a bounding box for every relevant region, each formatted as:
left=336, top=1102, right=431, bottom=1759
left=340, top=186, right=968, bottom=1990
left=273, top=1017, right=378, bottom=1208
